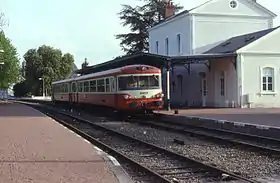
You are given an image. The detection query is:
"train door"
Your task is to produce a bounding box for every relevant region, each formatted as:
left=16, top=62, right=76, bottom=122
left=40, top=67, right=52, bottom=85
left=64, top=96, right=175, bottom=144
left=70, top=82, right=77, bottom=103
left=69, top=82, right=72, bottom=103
left=111, top=77, right=118, bottom=109
left=75, top=82, right=80, bottom=103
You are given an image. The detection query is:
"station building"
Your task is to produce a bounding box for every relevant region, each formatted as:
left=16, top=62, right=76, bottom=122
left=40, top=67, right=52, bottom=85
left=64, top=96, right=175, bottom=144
left=148, top=0, right=280, bottom=108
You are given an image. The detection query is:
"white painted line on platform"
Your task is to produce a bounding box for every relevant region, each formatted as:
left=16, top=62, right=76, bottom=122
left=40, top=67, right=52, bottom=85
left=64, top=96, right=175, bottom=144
left=107, top=155, right=121, bottom=166
left=256, top=125, right=270, bottom=130
left=233, top=122, right=245, bottom=127
left=69, top=130, right=74, bottom=133
left=83, top=139, right=91, bottom=144
left=93, top=146, right=103, bottom=152
left=75, top=134, right=82, bottom=138
left=217, top=120, right=225, bottom=124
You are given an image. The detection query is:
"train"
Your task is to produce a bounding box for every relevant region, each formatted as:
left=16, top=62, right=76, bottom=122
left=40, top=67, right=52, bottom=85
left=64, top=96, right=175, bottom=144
left=51, top=64, right=164, bottom=113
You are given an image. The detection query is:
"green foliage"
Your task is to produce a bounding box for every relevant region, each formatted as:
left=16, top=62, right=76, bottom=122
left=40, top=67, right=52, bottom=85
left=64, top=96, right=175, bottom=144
left=116, top=0, right=183, bottom=54
left=0, top=12, right=8, bottom=30
left=22, top=45, right=75, bottom=96
left=0, top=30, right=21, bottom=89
left=13, top=80, right=29, bottom=97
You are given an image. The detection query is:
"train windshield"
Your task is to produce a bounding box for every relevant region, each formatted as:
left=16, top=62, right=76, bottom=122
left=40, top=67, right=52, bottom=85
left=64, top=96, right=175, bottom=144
left=118, top=75, right=160, bottom=90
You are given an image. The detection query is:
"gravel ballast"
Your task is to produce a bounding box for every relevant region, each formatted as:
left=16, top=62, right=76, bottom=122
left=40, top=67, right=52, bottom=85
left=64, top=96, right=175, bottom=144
left=63, top=121, right=222, bottom=183
left=99, top=121, right=280, bottom=179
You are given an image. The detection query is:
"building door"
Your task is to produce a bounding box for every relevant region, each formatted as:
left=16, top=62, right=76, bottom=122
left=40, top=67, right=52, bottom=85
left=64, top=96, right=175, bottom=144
left=219, top=71, right=225, bottom=107
left=177, top=75, right=183, bottom=98
left=200, top=72, right=207, bottom=107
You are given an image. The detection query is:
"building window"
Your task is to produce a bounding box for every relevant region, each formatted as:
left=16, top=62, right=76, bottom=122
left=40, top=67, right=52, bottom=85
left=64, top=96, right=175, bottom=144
left=177, top=34, right=181, bottom=55
left=165, top=38, right=169, bottom=55
left=262, top=67, right=274, bottom=92
left=220, top=71, right=225, bottom=96
left=156, top=41, right=159, bottom=54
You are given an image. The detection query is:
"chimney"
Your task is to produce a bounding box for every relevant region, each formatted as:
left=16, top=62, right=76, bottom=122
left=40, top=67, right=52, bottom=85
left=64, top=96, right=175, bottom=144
left=164, top=0, right=175, bottom=19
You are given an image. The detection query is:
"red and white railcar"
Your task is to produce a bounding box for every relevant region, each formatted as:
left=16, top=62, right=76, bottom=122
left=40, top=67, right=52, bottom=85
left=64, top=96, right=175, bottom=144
left=51, top=65, right=164, bottom=112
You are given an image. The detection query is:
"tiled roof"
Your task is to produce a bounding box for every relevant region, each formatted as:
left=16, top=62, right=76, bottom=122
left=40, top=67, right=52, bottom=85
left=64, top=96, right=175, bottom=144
left=205, top=26, right=279, bottom=54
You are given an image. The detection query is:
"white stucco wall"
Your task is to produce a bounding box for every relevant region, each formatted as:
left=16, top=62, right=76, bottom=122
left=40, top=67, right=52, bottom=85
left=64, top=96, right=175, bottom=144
left=193, top=15, right=271, bottom=53
left=239, top=28, right=280, bottom=108
left=148, top=0, right=275, bottom=108
left=207, top=58, right=238, bottom=107
left=241, top=54, right=280, bottom=107
left=192, top=0, right=273, bottom=53
left=148, top=14, right=192, bottom=56
left=190, top=0, right=274, bottom=18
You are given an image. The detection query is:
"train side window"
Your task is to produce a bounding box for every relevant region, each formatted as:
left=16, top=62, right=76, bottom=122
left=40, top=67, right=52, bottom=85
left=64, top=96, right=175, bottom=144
left=90, top=80, right=96, bottom=92
left=97, top=79, right=105, bottom=92
left=78, top=82, right=83, bottom=92
left=84, top=81, right=89, bottom=92
left=66, top=83, right=69, bottom=93
left=71, top=82, right=76, bottom=92
left=110, top=77, right=116, bottom=92
left=105, top=78, right=110, bottom=92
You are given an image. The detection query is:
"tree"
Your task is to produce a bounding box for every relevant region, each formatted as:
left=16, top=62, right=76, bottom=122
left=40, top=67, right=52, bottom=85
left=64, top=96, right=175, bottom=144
left=0, top=31, right=21, bottom=89
left=13, top=80, right=30, bottom=97
left=72, top=62, right=78, bottom=71
left=116, top=0, right=183, bottom=54
left=115, top=5, right=150, bottom=55
left=22, top=45, right=75, bottom=96
left=0, top=12, right=8, bottom=30
left=81, top=58, right=89, bottom=69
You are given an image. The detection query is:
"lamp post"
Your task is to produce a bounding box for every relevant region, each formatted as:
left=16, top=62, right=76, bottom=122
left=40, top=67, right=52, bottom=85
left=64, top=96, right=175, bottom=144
left=39, top=77, right=45, bottom=97
left=0, top=50, right=4, bottom=95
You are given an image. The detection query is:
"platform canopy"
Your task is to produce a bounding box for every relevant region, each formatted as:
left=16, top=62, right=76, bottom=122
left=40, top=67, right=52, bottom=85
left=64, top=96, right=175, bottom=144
left=170, top=53, right=237, bottom=65
left=75, top=52, right=172, bottom=75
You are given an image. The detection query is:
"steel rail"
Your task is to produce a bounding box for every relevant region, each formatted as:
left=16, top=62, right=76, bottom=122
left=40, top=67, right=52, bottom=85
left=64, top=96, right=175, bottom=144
left=130, top=116, right=280, bottom=155
left=31, top=103, right=260, bottom=183
left=38, top=106, right=172, bottom=183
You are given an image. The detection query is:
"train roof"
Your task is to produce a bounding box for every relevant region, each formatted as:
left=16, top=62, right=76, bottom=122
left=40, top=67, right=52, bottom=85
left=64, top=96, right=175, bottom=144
left=52, top=64, right=160, bottom=85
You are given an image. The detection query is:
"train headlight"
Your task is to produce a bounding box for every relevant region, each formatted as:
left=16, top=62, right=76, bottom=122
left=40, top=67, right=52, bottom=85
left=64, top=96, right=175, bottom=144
left=154, top=93, right=164, bottom=98
left=123, top=94, right=132, bottom=99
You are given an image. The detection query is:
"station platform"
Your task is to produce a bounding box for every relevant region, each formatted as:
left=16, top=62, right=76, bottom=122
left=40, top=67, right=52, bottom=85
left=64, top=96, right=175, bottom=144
left=0, top=102, right=131, bottom=183
left=154, top=108, right=280, bottom=139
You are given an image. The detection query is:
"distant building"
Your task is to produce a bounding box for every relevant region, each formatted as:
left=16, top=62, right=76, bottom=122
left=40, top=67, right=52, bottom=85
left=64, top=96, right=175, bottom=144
left=148, top=0, right=280, bottom=108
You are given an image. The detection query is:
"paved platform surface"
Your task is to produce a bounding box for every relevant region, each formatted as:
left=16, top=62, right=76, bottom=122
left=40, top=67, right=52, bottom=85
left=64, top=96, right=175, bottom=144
left=157, top=108, right=280, bottom=127
left=155, top=108, right=280, bottom=139
left=0, top=103, right=127, bottom=183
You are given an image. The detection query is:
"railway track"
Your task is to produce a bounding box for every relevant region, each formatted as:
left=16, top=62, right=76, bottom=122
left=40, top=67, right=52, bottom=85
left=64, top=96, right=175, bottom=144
left=130, top=115, right=280, bottom=156
left=29, top=103, right=258, bottom=183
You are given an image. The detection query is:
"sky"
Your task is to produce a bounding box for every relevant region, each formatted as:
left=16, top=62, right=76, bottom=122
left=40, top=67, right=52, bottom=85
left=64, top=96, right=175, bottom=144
left=1, top=0, right=280, bottom=69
